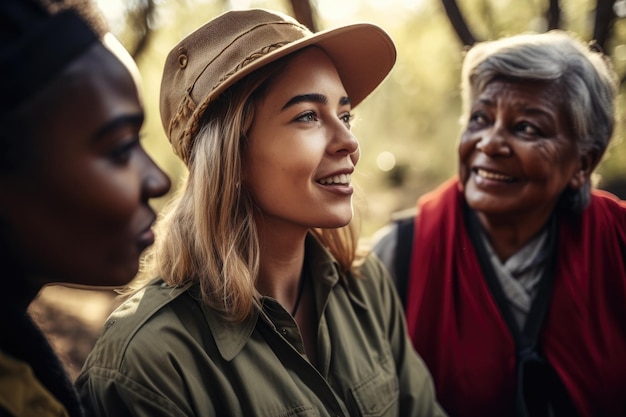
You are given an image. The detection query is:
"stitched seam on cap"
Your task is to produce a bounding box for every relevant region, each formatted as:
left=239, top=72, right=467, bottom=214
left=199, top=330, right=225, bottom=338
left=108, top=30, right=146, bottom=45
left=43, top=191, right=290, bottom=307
left=191, top=21, right=305, bottom=92
left=183, top=40, right=290, bottom=156
left=210, top=41, right=290, bottom=93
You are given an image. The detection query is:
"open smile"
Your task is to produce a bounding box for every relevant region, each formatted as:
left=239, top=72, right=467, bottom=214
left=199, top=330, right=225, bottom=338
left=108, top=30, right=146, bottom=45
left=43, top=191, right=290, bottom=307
left=474, top=168, right=515, bottom=183
left=317, top=173, right=351, bottom=185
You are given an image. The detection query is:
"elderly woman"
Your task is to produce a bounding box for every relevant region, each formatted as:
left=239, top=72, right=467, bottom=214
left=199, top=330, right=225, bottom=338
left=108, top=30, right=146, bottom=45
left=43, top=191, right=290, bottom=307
left=373, top=31, right=625, bottom=417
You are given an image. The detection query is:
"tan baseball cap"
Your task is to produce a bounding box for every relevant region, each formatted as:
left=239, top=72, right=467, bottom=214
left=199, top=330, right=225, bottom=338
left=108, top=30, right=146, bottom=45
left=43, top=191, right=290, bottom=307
left=159, top=8, right=397, bottom=163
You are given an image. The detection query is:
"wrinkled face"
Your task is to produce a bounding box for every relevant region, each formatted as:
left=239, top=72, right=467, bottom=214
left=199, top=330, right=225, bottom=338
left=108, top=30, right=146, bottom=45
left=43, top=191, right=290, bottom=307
left=458, top=79, right=584, bottom=220
left=243, top=47, right=359, bottom=233
left=1, top=40, right=171, bottom=288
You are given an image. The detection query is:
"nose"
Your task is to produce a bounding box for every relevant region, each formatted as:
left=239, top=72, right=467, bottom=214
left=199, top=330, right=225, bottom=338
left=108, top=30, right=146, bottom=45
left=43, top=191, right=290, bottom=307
left=329, top=122, right=359, bottom=159
left=142, top=157, right=171, bottom=201
left=475, top=124, right=512, bottom=157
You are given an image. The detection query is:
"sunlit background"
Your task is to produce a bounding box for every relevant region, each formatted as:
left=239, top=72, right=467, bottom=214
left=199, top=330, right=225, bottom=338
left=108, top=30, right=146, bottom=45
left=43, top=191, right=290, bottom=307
left=34, top=0, right=626, bottom=379
left=93, top=0, right=626, bottom=238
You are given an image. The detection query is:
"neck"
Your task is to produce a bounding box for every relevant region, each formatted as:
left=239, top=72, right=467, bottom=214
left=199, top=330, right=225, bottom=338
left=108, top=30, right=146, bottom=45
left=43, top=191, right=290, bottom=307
left=476, top=210, right=552, bottom=262
left=255, top=220, right=308, bottom=309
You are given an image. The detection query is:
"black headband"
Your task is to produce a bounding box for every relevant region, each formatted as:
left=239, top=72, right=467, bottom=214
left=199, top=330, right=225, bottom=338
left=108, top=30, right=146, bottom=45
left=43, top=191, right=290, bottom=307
left=0, top=8, right=99, bottom=117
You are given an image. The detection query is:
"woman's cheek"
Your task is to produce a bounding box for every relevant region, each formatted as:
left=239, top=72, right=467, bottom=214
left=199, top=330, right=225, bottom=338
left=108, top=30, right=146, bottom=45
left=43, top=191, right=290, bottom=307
left=457, top=134, right=474, bottom=184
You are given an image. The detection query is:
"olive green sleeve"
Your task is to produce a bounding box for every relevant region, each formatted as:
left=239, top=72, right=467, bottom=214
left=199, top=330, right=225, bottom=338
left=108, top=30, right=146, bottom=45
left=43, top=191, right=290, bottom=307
left=362, top=254, right=449, bottom=417
left=76, top=366, right=190, bottom=417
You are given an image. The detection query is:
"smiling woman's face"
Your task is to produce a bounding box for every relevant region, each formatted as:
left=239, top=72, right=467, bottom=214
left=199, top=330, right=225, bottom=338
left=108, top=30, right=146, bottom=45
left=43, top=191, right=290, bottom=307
left=458, top=79, right=584, bottom=221
left=1, top=41, right=170, bottom=289
left=243, top=47, right=360, bottom=234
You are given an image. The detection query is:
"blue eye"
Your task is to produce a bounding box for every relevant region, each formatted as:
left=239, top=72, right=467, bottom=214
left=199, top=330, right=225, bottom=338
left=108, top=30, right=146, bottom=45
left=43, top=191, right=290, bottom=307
left=295, top=111, right=317, bottom=122
left=340, top=112, right=354, bottom=127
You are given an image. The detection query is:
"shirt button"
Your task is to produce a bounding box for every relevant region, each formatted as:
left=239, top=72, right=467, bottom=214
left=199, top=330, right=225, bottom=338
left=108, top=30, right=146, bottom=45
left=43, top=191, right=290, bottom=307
left=281, top=328, right=288, bottom=335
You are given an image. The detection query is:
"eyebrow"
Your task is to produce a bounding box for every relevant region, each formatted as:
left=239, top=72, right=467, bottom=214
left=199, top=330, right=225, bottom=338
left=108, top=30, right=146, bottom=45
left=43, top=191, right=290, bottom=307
left=281, top=93, right=351, bottom=110
left=477, top=98, right=554, bottom=118
left=92, top=113, right=144, bottom=141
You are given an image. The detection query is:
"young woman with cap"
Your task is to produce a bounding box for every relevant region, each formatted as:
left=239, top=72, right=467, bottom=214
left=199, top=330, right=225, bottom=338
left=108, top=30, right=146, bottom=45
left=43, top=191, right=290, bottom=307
left=76, top=8, right=447, bottom=417
left=0, top=0, right=170, bottom=416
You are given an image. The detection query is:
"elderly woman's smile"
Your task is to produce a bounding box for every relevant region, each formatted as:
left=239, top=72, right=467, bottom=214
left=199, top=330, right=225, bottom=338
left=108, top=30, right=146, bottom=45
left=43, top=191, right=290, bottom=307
left=473, top=168, right=516, bottom=183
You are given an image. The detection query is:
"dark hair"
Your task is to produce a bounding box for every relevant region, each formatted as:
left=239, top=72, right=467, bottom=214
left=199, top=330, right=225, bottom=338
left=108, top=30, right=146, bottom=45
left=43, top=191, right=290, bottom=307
left=0, top=3, right=111, bottom=416
left=0, top=0, right=108, bottom=173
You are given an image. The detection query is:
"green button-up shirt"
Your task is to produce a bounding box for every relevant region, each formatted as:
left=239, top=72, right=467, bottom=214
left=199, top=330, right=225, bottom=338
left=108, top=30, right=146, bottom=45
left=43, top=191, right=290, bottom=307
left=76, top=237, right=446, bottom=417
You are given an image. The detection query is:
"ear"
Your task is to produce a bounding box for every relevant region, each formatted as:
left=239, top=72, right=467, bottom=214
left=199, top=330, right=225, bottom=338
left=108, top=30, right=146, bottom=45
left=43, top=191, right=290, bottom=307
left=569, top=149, right=599, bottom=190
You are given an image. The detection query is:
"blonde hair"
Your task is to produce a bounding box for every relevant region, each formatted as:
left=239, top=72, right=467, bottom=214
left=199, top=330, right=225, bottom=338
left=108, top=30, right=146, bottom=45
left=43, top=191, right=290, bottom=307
left=135, top=49, right=360, bottom=322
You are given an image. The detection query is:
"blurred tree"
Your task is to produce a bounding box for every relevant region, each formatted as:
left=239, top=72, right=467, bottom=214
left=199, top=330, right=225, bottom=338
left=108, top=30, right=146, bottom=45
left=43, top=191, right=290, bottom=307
left=547, top=0, right=561, bottom=30
left=442, top=0, right=618, bottom=75
left=120, top=0, right=318, bottom=60
left=125, top=0, right=156, bottom=58
left=443, top=0, right=616, bottom=50
left=441, top=0, right=476, bottom=45
left=593, top=0, right=616, bottom=52
left=289, top=0, right=317, bottom=31
left=98, top=0, right=626, bottom=233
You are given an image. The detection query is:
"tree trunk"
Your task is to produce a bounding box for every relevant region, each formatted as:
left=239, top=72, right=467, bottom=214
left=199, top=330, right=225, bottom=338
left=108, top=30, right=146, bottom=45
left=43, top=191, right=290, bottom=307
left=288, top=0, right=317, bottom=32
left=441, top=0, right=477, bottom=47
left=593, top=0, right=615, bottom=51
left=546, top=0, right=561, bottom=30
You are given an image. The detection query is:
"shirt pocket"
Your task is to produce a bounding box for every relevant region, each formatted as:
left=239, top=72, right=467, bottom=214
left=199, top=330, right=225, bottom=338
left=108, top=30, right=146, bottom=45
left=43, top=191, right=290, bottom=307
left=349, top=349, right=399, bottom=417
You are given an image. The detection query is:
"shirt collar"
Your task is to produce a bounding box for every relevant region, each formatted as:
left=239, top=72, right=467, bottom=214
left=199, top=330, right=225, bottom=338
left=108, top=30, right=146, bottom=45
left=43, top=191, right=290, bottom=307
left=200, top=233, right=352, bottom=361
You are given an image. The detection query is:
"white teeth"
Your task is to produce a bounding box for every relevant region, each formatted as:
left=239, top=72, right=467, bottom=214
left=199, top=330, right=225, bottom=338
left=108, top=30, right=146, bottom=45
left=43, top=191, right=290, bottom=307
left=476, top=168, right=513, bottom=182
left=318, top=173, right=351, bottom=185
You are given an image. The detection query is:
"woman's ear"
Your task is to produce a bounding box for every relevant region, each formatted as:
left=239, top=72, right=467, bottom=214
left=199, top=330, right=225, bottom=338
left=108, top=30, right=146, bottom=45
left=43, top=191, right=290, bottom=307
left=569, top=149, right=599, bottom=190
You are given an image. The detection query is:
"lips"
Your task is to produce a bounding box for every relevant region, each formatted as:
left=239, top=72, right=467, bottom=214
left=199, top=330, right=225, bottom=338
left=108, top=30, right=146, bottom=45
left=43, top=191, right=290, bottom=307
left=474, top=167, right=515, bottom=183
left=137, top=214, right=157, bottom=250
left=317, top=173, right=351, bottom=185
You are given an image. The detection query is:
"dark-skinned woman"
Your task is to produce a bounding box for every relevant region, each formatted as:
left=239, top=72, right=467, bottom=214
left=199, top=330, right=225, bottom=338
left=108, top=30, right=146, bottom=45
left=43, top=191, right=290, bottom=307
left=0, top=0, right=170, bottom=415
left=372, top=30, right=625, bottom=417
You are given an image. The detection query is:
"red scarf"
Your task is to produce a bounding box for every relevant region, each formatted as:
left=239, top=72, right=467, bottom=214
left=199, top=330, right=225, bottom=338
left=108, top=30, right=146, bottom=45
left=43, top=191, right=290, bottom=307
left=406, top=177, right=626, bottom=417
